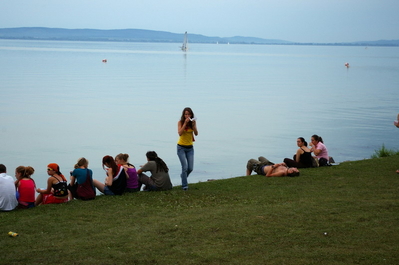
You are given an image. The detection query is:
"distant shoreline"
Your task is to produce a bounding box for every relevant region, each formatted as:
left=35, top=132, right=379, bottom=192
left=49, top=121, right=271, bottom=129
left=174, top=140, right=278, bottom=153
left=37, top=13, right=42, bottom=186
left=1, top=27, right=398, bottom=47
left=1, top=37, right=398, bottom=47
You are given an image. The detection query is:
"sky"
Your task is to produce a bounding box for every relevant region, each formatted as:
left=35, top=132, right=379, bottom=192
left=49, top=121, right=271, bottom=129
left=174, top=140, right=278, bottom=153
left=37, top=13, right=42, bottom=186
left=1, top=0, right=399, bottom=43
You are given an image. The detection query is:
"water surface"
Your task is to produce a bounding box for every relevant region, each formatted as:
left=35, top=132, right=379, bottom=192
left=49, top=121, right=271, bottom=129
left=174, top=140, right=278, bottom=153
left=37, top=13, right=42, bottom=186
left=1, top=40, right=398, bottom=188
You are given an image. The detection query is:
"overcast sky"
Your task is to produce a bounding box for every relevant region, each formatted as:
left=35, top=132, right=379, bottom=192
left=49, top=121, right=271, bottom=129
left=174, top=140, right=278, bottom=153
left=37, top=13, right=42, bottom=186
left=1, top=0, right=398, bottom=43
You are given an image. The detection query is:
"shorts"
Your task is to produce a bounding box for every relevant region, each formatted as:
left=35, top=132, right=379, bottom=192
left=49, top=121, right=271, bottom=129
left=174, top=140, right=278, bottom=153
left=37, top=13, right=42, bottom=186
left=42, top=194, right=68, bottom=205
left=247, top=159, right=259, bottom=171
left=258, top=166, right=267, bottom=176
left=18, top=201, right=35, bottom=209
left=103, top=186, right=115, bottom=195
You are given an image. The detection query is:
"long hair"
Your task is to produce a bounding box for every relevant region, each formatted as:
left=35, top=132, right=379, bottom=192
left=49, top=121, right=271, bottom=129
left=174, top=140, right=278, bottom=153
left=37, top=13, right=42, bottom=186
left=298, top=137, right=308, bottom=146
left=16, top=166, right=35, bottom=179
left=146, top=151, right=169, bottom=173
left=179, top=107, right=195, bottom=129
left=102, top=155, right=119, bottom=177
left=311, top=134, right=324, bottom=143
left=115, top=153, right=135, bottom=168
left=75, top=157, right=88, bottom=169
left=15, top=166, right=35, bottom=186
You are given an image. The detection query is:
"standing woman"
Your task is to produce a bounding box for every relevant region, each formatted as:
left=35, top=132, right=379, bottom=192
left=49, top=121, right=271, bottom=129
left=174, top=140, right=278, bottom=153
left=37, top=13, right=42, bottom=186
left=310, top=134, right=330, bottom=166
left=177, top=107, right=198, bottom=190
left=93, top=155, right=127, bottom=195
left=115, top=153, right=140, bottom=193
left=283, top=137, right=313, bottom=168
left=36, top=163, right=69, bottom=205
left=15, top=166, right=36, bottom=209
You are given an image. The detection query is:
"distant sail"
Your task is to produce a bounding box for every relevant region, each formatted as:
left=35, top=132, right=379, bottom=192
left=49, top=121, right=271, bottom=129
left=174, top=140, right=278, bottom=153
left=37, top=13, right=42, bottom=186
left=181, top=32, right=188, bottom=51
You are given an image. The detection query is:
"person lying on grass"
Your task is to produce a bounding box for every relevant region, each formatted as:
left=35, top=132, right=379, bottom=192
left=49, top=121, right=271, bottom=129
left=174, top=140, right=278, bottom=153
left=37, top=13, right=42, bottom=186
left=246, top=157, right=300, bottom=177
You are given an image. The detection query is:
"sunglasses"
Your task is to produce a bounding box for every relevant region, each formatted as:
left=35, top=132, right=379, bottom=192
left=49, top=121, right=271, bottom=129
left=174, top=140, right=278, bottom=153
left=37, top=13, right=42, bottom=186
left=47, top=168, right=54, bottom=171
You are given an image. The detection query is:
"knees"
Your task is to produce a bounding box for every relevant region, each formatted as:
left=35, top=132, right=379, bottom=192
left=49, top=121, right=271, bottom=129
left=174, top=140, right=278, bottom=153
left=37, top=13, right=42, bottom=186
left=181, top=165, right=193, bottom=174
left=247, top=159, right=259, bottom=171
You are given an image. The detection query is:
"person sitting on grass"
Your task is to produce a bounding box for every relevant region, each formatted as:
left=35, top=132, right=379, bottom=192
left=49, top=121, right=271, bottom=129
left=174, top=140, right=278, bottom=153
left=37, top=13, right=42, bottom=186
left=283, top=137, right=313, bottom=168
left=0, top=164, right=18, bottom=211
left=36, top=163, right=69, bottom=206
left=115, top=153, right=140, bottom=193
left=246, top=157, right=300, bottom=177
left=137, top=151, right=172, bottom=191
left=15, top=166, right=36, bottom=209
left=93, top=155, right=127, bottom=195
left=68, top=157, right=95, bottom=201
left=309, top=134, right=330, bottom=166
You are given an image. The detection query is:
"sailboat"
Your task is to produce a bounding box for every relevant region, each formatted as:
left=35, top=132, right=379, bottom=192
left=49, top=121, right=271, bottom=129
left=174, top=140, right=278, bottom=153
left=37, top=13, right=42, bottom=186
left=181, top=31, right=188, bottom=51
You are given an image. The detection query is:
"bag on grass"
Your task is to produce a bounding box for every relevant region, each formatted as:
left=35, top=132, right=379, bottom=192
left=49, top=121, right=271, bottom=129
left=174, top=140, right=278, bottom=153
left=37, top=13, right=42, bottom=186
left=311, top=156, right=319, bottom=168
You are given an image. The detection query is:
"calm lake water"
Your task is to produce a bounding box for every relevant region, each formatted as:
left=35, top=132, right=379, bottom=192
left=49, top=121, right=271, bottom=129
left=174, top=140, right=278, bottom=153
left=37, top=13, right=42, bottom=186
left=1, top=39, right=399, bottom=189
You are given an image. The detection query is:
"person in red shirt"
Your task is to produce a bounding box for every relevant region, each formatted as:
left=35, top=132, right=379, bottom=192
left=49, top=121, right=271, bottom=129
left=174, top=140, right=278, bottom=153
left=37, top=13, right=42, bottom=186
left=15, top=166, right=36, bottom=209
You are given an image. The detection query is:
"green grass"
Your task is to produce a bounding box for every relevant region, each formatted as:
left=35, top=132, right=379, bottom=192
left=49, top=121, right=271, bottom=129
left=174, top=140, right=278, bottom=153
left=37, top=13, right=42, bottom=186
left=371, top=144, right=399, bottom=158
left=1, top=156, right=399, bottom=264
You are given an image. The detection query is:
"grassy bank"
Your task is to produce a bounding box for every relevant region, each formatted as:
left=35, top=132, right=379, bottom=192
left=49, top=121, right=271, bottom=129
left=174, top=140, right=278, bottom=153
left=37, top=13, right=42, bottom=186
left=1, top=156, right=399, bottom=264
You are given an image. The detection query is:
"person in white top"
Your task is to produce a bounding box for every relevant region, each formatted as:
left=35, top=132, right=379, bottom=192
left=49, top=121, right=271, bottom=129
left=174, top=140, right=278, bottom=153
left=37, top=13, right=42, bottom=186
left=0, top=164, right=18, bottom=211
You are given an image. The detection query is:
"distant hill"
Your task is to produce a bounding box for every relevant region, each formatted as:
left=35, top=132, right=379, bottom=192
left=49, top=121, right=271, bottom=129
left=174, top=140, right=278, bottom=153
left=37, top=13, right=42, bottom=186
left=0, top=27, right=398, bottom=46
left=0, top=27, right=291, bottom=44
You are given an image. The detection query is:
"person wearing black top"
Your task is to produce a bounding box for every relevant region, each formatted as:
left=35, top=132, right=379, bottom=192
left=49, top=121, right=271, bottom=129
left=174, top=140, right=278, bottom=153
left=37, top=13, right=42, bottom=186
left=284, top=137, right=313, bottom=168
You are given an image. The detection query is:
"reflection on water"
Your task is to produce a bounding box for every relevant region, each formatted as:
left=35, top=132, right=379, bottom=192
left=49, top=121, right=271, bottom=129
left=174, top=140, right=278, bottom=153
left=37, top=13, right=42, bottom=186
left=1, top=40, right=399, bottom=188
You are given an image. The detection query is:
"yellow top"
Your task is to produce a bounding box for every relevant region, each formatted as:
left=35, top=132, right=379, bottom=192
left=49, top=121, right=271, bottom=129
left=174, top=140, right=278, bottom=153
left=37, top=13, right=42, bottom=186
left=177, top=128, right=194, bottom=146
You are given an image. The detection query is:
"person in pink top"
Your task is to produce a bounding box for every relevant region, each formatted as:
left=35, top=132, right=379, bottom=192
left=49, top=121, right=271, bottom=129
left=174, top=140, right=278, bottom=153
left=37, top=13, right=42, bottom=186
left=15, top=166, right=36, bottom=209
left=310, top=134, right=330, bottom=166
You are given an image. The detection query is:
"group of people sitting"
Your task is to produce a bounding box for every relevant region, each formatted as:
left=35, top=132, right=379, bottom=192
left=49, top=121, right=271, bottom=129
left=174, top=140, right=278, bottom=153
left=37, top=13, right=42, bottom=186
left=0, top=151, right=172, bottom=212
left=246, top=134, right=332, bottom=177
left=1, top=134, right=332, bottom=212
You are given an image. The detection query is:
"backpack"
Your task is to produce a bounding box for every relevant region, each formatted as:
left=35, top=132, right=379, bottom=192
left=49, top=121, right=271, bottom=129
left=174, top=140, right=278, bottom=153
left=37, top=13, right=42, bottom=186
left=76, top=169, right=96, bottom=200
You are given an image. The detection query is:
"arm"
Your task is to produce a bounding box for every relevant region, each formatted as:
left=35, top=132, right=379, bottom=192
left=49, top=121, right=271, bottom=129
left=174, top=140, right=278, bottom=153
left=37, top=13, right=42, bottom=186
left=266, top=165, right=287, bottom=177
left=123, top=165, right=130, bottom=179
left=295, top=148, right=302, bottom=163
left=310, top=144, right=321, bottom=156
left=313, top=148, right=321, bottom=156
left=137, top=162, right=149, bottom=175
left=178, top=120, right=188, bottom=136
left=104, top=169, right=113, bottom=186
left=36, top=177, right=53, bottom=194
left=70, top=175, right=76, bottom=186
left=192, top=120, right=198, bottom=136
left=70, top=170, right=76, bottom=185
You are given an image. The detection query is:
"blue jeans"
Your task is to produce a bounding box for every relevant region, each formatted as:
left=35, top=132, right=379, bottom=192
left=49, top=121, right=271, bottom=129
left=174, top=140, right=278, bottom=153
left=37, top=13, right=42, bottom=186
left=177, top=145, right=194, bottom=189
left=103, top=186, right=115, bottom=195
